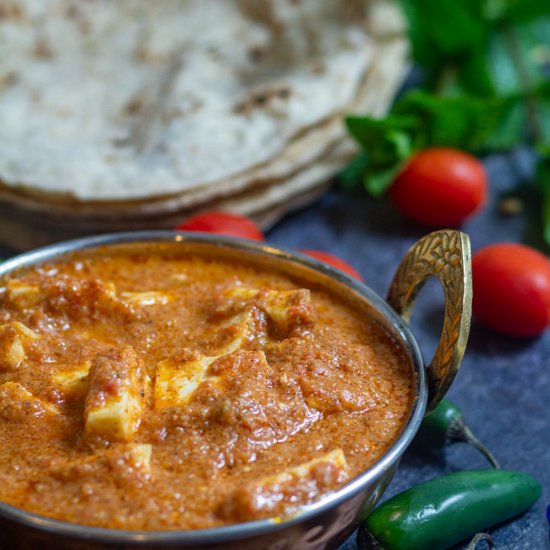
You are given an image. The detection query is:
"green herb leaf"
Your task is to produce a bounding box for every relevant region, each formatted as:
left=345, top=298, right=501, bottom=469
left=364, top=163, right=407, bottom=197
left=345, top=115, right=418, bottom=152
left=393, top=90, right=524, bottom=152
left=484, top=0, right=550, bottom=24
left=482, top=97, right=527, bottom=150
left=399, top=0, right=487, bottom=64
left=533, top=83, right=550, bottom=147
left=344, top=116, right=415, bottom=196
left=398, top=0, right=490, bottom=92
left=536, top=156, right=550, bottom=246
left=342, top=0, right=550, bottom=246
left=339, top=152, right=369, bottom=191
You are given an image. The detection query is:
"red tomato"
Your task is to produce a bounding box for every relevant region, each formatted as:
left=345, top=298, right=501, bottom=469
left=300, top=249, right=364, bottom=282
left=472, top=243, right=550, bottom=337
left=389, top=148, right=487, bottom=227
left=176, top=212, right=264, bottom=241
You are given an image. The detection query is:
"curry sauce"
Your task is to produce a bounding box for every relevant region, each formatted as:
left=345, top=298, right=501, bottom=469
left=0, top=246, right=413, bottom=530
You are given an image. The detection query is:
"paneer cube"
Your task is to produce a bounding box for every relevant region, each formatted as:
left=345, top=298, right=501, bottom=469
left=127, top=443, right=152, bottom=473
left=217, top=309, right=256, bottom=355
left=84, top=347, right=149, bottom=442
left=120, top=291, right=171, bottom=306
left=5, top=280, right=44, bottom=308
left=154, top=308, right=262, bottom=409
left=0, top=381, right=59, bottom=418
left=103, top=443, right=153, bottom=481
left=225, top=287, right=313, bottom=334
left=154, top=351, right=218, bottom=409
left=262, top=289, right=311, bottom=330
left=224, top=287, right=258, bottom=301
left=273, top=448, right=349, bottom=483
left=219, top=449, right=349, bottom=521
left=0, top=321, right=39, bottom=370
left=53, top=361, right=92, bottom=399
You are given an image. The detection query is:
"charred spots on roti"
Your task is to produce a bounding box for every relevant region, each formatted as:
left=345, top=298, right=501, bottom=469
left=119, top=88, right=201, bottom=138
left=0, top=72, right=18, bottom=92
left=0, top=0, right=402, bottom=205
left=234, top=83, right=292, bottom=114
left=248, top=46, right=265, bottom=63
left=160, top=95, right=202, bottom=123
left=123, top=96, right=147, bottom=117
left=0, top=1, right=24, bottom=22
left=309, top=61, right=326, bottom=74
left=33, top=37, right=55, bottom=60
left=134, top=43, right=172, bottom=66
left=64, top=3, right=91, bottom=34
left=118, top=51, right=185, bottom=153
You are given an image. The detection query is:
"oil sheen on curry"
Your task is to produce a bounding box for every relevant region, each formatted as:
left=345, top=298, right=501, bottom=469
left=0, top=245, right=413, bottom=530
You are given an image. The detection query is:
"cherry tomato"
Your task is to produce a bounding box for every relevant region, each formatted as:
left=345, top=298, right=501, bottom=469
left=176, top=212, right=264, bottom=241
left=389, top=148, right=487, bottom=227
left=300, top=249, right=364, bottom=282
left=472, top=243, right=550, bottom=337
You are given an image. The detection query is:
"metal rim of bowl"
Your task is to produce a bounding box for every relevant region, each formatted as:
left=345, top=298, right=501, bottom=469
left=0, top=230, right=427, bottom=545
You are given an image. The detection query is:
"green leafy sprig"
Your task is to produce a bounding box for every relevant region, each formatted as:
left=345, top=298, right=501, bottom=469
left=343, top=0, right=550, bottom=242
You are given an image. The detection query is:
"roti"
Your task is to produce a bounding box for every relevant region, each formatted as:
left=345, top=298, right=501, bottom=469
left=0, top=0, right=408, bottom=249
left=0, top=0, right=376, bottom=200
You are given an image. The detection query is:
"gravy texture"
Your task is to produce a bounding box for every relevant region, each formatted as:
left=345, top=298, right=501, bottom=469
left=0, top=246, right=413, bottom=530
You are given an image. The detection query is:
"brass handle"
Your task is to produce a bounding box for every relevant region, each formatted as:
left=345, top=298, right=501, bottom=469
left=387, top=230, right=472, bottom=413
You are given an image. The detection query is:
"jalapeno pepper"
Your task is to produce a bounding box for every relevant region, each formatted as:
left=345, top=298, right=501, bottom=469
left=359, top=470, right=540, bottom=550
left=414, top=398, right=499, bottom=468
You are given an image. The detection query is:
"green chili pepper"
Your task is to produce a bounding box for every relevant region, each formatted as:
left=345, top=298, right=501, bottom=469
left=414, top=398, right=499, bottom=468
left=360, top=470, right=541, bottom=550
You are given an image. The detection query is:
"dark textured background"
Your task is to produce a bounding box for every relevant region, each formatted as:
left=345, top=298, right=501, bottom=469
left=0, top=151, right=547, bottom=549
left=267, top=149, right=550, bottom=550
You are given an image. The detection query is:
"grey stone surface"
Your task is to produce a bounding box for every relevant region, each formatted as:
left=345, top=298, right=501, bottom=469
left=268, top=150, right=549, bottom=549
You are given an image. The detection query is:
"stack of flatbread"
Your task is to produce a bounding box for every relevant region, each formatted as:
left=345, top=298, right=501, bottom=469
left=0, top=0, right=407, bottom=249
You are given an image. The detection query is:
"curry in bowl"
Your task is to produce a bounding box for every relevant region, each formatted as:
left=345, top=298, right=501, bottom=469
left=0, top=243, right=414, bottom=531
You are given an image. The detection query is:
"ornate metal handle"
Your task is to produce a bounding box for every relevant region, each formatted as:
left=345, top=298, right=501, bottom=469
left=387, top=230, right=472, bottom=413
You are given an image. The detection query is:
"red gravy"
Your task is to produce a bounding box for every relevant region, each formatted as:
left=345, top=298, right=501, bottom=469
left=0, top=245, right=413, bottom=530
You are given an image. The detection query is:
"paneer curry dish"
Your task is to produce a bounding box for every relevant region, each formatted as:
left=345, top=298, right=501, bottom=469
left=0, top=243, right=414, bottom=531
